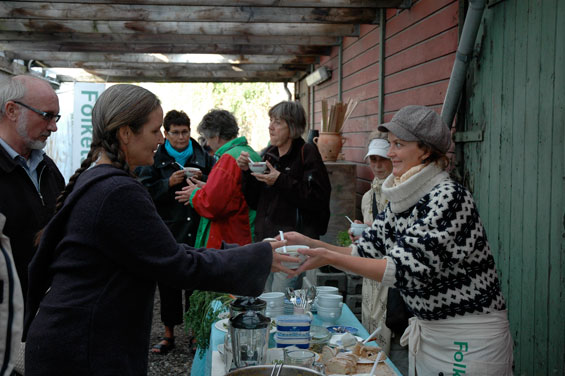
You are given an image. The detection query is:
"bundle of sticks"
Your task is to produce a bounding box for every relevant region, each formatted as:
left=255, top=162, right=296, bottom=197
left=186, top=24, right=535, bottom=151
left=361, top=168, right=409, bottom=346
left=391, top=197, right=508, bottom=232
left=321, top=98, right=359, bottom=133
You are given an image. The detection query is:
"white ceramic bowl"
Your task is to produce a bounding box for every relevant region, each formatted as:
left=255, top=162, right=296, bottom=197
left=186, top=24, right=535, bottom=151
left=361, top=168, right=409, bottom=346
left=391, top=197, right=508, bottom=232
left=316, top=293, right=343, bottom=308
left=259, top=292, right=285, bottom=309
left=183, top=167, right=201, bottom=178
left=350, top=223, right=369, bottom=237
left=316, top=305, right=343, bottom=325
left=275, top=245, right=309, bottom=268
left=316, top=286, right=339, bottom=294
left=249, top=161, right=267, bottom=173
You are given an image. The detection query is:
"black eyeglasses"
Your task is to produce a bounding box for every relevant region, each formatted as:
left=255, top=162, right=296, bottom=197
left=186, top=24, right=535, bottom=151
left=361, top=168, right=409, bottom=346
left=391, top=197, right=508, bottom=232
left=168, top=130, right=190, bottom=137
left=13, top=101, right=61, bottom=123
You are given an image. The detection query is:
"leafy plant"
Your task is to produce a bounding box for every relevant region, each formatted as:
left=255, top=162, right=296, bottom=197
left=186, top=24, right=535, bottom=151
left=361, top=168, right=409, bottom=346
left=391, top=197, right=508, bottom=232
left=184, top=290, right=234, bottom=358
left=336, top=230, right=352, bottom=247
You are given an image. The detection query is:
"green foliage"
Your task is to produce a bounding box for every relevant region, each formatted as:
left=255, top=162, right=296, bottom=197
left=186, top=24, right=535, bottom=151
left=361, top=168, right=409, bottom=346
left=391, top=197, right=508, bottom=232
left=336, top=230, right=352, bottom=247
left=184, top=290, right=233, bottom=358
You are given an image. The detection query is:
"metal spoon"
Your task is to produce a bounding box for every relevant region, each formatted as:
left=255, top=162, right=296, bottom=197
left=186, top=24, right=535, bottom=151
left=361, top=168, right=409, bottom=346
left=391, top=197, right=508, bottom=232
left=345, top=215, right=354, bottom=224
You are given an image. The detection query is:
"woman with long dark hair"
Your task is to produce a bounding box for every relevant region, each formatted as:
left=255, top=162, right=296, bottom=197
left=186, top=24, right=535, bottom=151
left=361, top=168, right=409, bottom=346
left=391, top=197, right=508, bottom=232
left=23, top=84, right=294, bottom=375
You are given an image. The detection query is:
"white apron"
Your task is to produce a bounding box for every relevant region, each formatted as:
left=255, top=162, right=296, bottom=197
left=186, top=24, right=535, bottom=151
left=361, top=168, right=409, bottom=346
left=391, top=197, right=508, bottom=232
left=400, top=310, right=513, bottom=376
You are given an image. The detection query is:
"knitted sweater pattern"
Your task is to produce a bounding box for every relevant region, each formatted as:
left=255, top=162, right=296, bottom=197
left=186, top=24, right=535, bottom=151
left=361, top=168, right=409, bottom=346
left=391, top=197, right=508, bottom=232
left=356, top=164, right=506, bottom=321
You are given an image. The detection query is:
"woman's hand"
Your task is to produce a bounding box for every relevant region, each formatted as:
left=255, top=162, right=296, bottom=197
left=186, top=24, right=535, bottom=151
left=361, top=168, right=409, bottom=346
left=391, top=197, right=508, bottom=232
left=169, top=170, right=186, bottom=187
left=267, top=240, right=300, bottom=275
left=175, top=178, right=204, bottom=205
left=293, top=247, right=336, bottom=274
left=252, top=161, right=280, bottom=186
left=236, top=151, right=251, bottom=171
left=276, top=231, right=313, bottom=247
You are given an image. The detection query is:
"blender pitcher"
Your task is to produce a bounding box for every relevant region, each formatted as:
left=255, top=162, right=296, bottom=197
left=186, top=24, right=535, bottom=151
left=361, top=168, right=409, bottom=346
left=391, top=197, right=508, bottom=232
left=229, top=310, right=271, bottom=368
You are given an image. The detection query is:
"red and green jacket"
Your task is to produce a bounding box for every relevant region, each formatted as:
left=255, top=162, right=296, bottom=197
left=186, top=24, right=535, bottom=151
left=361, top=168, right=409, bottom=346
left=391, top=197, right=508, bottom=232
left=190, top=137, right=260, bottom=248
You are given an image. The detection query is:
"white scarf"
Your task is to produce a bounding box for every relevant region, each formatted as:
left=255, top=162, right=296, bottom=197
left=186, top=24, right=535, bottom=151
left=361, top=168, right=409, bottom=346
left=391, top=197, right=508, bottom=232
left=382, top=163, right=449, bottom=213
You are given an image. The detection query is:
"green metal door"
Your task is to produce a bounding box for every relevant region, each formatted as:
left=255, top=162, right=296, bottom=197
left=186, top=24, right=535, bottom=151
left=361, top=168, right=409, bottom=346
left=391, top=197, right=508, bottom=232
left=461, top=0, right=564, bottom=374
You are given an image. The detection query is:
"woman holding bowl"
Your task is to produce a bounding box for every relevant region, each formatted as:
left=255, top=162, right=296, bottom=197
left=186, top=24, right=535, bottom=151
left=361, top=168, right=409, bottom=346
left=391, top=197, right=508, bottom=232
left=23, top=85, right=296, bottom=375
left=282, top=105, right=513, bottom=375
left=237, top=100, right=331, bottom=292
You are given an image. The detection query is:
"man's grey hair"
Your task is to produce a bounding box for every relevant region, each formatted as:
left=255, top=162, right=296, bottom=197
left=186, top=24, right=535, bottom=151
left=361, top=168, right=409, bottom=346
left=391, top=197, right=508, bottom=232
left=0, top=76, right=26, bottom=117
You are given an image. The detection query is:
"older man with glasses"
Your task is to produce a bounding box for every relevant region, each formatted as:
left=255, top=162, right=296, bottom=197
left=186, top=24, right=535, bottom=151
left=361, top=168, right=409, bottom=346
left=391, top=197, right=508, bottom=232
left=0, top=75, right=65, bottom=302
left=0, top=74, right=65, bottom=375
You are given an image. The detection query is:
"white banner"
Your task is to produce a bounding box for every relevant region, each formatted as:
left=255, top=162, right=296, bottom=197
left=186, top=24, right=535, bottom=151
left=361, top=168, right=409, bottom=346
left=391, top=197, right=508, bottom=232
left=72, top=83, right=105, bottom=172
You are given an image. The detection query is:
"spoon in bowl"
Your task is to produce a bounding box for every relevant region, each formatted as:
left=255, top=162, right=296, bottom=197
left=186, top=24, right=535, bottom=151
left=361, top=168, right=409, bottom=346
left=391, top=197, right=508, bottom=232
left=345, top=216, right=354, bottom=224
left=279, top=231, right=288, bottom=253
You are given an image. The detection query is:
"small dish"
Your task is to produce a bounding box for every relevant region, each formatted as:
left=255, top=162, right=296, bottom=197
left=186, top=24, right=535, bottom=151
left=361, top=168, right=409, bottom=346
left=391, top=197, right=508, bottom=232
left=215, top=318, right=230, bottom=333
left=326, top=325, right=359, bottom=335
left=328, top=334, right=363, bottom=347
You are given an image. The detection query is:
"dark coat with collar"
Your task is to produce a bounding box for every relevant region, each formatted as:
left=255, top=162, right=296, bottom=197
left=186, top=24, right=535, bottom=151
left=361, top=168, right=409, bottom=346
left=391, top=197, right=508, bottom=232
left=242, top=137, right=331, bottom=240
left=23, top=165, right=272, bottom=375
left=0, top=143, right=64, bottom=301
left=135, top=139, right=215, bottom=244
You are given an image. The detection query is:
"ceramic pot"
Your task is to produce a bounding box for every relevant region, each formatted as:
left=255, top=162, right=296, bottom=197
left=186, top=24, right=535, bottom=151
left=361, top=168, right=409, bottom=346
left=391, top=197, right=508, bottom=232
left=313, top=132, right=346, bottom=162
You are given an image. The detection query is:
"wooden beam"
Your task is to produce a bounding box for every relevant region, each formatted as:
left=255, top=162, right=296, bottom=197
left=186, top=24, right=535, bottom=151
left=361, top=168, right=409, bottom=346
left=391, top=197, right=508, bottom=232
left=53, top=69, right=303, bottom=83
left=41, top=61, right=309, bottom=72
left=9, top=1, right=402, bottom=8
left=0, top=3, right=378, bottom=24
left=0, top=31, right=339, bottom=46
left=81, top=67, right=300, bottom=79
left=7, top=51, right=319, bottom=65
left=0, top=20, right=358, bottom=37
left=0, top=42, right=331, bottom=55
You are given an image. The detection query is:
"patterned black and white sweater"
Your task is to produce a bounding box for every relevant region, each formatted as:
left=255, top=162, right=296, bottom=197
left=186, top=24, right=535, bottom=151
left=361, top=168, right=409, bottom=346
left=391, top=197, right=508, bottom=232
left=353, top=163, right=506, bottom=321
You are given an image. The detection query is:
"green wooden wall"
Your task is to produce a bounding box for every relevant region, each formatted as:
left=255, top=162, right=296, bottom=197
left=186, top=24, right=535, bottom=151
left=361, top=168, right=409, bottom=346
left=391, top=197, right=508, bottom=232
left=461, top=0, right=564, bottom=374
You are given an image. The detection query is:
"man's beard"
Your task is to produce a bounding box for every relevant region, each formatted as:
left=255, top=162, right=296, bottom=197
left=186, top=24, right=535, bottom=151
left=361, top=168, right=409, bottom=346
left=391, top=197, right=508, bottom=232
left=16, top=116, right=49, bottom=150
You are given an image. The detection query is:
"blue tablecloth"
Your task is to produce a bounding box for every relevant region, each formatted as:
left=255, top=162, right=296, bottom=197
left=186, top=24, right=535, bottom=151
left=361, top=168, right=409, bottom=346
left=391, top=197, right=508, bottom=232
left=191, top=304, right=402, bottom=375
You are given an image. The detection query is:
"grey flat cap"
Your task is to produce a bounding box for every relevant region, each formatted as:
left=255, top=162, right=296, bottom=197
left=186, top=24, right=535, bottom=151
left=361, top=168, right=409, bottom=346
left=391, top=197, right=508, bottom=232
left=378, top=105, right=452, bottom=153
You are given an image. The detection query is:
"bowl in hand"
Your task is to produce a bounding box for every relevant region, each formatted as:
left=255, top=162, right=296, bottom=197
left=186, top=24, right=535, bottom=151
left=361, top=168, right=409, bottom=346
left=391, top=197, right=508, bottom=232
left=275, top=245, right=309, bottom=268
left=183, top=167, right=201, bottom=178
left=249, top=161, right=267, bottom=173
left=349, top=223, right=369, bottom=237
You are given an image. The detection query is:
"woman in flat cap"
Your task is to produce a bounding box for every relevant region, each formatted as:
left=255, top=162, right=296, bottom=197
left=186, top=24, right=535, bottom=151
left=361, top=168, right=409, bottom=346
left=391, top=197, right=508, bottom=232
left=282, top=105, right=513, bottom=375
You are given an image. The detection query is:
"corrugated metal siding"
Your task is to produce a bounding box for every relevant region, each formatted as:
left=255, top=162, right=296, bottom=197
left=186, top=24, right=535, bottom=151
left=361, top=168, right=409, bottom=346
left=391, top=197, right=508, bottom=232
left=463, top=0, right=565, bottom=374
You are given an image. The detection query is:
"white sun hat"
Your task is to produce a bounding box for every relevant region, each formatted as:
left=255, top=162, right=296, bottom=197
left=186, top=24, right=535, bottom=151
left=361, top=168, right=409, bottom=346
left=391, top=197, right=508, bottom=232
left=364, top=138, right=390, bottom=160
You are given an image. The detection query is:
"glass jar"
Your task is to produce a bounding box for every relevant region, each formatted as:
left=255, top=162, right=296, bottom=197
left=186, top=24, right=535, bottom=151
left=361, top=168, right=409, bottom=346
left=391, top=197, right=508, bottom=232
left=309, top=325, right=331, bottom=353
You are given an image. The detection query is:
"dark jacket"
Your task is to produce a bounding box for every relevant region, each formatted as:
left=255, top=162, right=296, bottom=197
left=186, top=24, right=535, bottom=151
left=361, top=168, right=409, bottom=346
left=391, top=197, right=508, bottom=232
left=0, top=144, right=64, bottom=301
left=242, top=137, right=331, bottom=240
left=23, top=165, right=272, bottom=375
left=135, top=139, right=215, bottom=244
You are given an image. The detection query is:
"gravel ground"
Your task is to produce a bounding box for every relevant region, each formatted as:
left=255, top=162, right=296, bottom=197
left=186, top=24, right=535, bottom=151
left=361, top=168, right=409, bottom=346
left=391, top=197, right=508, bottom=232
left=148, top=290, right=195, bottom=376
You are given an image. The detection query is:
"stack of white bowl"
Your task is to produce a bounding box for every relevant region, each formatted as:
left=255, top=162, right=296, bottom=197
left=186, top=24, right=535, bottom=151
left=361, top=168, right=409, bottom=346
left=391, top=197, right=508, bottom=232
left=316, top=292, right=344, bottom=326
left=259, top=292, right=285, bottom=320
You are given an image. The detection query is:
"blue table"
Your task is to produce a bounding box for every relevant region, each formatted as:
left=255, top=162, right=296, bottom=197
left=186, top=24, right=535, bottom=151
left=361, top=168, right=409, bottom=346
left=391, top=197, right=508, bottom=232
left=191, top=304, right=402, bottom=375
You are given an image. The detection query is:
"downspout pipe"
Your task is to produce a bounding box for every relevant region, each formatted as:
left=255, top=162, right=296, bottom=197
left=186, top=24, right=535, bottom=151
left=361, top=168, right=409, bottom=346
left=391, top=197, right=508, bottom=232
left=378, top=8, right=386, bottom=124
left=338, top=37, right=343, bottom=102
left=441, top=0, right=486, bottom=127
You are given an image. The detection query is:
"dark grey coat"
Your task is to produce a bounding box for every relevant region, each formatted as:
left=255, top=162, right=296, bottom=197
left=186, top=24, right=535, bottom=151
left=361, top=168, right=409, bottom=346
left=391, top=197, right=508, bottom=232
left=135, top=140, right=215, bottom=244
left=23, top=165, right=272, bottom=375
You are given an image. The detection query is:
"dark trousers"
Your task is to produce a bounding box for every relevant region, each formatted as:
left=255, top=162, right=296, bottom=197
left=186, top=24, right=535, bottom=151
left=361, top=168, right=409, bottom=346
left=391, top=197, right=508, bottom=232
left=158, top=283, right=192, bottom=328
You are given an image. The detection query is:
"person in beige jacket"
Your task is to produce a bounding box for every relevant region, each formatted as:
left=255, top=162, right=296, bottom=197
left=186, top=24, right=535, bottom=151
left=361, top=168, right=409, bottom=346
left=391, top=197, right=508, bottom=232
left=358, top=131, right=393, bottom=353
